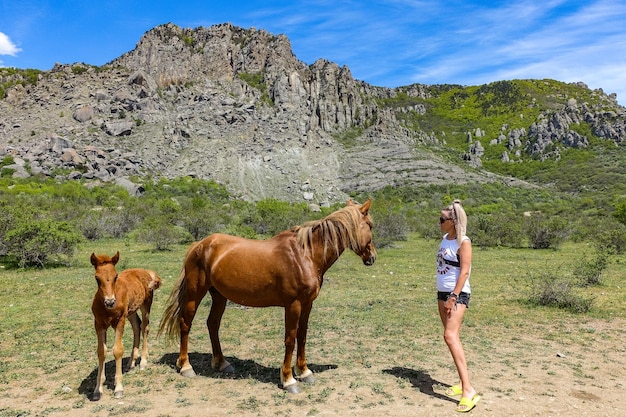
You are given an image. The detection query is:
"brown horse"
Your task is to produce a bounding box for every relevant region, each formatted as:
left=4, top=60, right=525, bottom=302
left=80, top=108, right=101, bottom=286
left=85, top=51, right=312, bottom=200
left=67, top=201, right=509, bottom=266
left=90, top=251, right=162, bottom=401
left=158, top=199, right=376, bottom=393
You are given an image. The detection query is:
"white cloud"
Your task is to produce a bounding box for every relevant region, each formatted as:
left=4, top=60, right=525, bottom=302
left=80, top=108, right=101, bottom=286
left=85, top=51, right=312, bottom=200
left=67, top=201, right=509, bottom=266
left=0, top=32, right=21, bottom=56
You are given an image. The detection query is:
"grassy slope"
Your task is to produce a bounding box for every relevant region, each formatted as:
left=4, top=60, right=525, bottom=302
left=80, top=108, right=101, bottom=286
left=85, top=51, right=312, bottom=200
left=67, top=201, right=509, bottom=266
left=378, top=79, right=626, bottom=205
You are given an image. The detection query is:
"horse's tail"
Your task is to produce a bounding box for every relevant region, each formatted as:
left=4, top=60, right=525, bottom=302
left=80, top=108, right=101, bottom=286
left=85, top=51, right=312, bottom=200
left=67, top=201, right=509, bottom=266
left=157, top=268, right=187, bottom=342
left=157, top=242, right=198, bottom=342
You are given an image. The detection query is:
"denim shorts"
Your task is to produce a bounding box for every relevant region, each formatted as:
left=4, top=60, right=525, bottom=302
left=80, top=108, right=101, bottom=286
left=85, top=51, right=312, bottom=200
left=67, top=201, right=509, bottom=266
left=437, top=291, right=471, bottom=308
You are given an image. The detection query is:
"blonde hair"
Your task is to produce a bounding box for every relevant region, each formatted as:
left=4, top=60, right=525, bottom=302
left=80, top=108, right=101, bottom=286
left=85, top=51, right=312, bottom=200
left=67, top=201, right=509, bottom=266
left=443, top=199, right=467, bottom=246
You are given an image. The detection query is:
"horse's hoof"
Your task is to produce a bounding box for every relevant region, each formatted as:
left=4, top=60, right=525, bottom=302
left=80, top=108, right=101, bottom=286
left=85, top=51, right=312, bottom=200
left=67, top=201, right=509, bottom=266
left=299, top=374, right=316, bottom=384
left=284, top=383, right=301, bottom=394
left=221, top=364, right=235, bottom=374
left=180, top=368, right=197, bottom=378
left=114, top=391, right=123, bottom=399
left=91, top=392, right=101, bottom=402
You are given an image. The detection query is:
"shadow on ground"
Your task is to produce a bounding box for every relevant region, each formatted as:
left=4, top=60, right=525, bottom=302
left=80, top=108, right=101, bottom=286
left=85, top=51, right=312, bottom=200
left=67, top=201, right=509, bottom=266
left=383, top=367, right=456, bottom=404
left=157, top=352, right=338, bottom=387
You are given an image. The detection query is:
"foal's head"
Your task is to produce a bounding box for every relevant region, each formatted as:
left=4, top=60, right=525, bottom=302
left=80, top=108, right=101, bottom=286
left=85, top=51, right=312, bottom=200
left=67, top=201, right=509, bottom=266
left=90, top=251, right=120, bottom=309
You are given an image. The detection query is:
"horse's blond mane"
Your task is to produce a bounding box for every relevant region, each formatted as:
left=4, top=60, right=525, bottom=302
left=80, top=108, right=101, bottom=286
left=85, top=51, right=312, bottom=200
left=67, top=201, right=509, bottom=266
left=293, top=204, right=370, bottom=257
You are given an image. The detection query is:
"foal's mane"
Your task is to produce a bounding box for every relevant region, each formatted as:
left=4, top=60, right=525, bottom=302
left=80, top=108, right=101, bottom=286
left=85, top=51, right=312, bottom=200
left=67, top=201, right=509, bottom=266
left=292, top=203, right=370, bottom=257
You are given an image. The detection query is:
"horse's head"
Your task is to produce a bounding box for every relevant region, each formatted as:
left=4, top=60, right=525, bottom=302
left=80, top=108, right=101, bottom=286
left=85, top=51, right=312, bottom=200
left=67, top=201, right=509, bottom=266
left=90, top=251, right=120, bottom=309
left=348, top=199, right=377, bottom=266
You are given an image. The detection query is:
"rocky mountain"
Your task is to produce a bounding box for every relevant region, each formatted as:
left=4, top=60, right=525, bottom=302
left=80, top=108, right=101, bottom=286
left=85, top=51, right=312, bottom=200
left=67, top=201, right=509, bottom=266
left=1, top=23, right=625, bottom=203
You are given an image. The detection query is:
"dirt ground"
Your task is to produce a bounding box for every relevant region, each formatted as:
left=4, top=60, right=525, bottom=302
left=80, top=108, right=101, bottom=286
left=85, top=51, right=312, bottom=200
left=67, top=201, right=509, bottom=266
left=1, top=316, right=624, bottom=417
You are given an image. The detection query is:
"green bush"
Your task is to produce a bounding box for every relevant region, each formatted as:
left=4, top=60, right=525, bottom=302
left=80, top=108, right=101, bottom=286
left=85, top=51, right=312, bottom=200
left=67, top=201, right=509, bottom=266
left=5, top=219, right=83, bottom=268
left=371, top=200, right=409, bottom=248
left=523, top=213, right=569, bottom=249
left=133, top=216, right=193, bottom=251
left=573, top=251, right=608, bottom=286
left=249, top=199, right=311, bottom=236
left=526, top=269, right=593, bottom=313
left=178, top=200, right=231, bottom=240
left=614, top=199, right=626, bottom=225
left=593, top=224, right=626, bottom=255
left=472, top=212, right=524, bottom=248
left=1, top=155, right=15, bottom=167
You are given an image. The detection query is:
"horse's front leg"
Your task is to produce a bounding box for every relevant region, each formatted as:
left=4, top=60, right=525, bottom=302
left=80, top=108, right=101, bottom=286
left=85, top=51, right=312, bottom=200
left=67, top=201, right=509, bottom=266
left=127, top=312, right=141, bottom=370
left=112, top=318, right=126, bottom=399
left=92, top=326, right=107, bottom=401
left=294, top=302, right=315, bottom=384
left=207, top=289, right=234, bottom=373
left=282, top=302, right=301, bottom=394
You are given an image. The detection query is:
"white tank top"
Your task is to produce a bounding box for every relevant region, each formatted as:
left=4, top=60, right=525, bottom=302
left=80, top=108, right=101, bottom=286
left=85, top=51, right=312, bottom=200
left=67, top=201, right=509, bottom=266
left=436, top=234, right=471, bottom=293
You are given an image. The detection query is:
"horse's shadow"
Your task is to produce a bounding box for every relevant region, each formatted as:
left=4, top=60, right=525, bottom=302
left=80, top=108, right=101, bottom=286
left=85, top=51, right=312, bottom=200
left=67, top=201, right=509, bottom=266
left=157, top=352, right=337, bottom=387
left=78, top=359, right=127, bottom=400
left=78, top=353, right=337, bottom=400
left=383, top=367, right=456, bottom=404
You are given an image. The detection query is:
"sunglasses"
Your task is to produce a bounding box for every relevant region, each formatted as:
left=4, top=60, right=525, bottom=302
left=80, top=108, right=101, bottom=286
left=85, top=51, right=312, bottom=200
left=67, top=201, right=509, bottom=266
left=439, top=217, right=452, bottom=224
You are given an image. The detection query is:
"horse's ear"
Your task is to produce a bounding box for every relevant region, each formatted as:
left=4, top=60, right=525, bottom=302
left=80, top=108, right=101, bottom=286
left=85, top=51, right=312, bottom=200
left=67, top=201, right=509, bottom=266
left=346, top=199, right=355, bottom=206
left=360, top=198, right=372, bottom=215
left=112, top=251, right=120, bottom=265
left=90, top=253, right=98, bottom=267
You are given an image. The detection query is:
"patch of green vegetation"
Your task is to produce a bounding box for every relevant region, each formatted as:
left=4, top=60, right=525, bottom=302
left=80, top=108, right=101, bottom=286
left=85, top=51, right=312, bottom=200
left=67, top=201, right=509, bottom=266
left=0, top=67, right=42, bottom=99
left=376, top=79, right=624, bottom=198
left=238, top=71, right=273, bottom=106
left=70, top=65, right=90, bottom=75
left=333, top=126, right=365, bottom=148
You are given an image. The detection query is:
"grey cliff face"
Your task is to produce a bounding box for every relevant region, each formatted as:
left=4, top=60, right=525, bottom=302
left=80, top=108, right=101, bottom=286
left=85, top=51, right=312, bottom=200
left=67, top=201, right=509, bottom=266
left=1, top=23, right=625, bottom=202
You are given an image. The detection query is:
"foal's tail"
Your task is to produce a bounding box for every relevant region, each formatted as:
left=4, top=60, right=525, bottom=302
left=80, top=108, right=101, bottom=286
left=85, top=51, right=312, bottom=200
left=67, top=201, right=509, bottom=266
left=157, top=241, right=199, bottom=342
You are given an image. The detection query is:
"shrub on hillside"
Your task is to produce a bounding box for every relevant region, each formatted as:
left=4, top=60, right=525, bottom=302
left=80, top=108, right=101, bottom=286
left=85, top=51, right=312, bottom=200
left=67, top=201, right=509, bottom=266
left=175, top=198, right=235, bottom=240
left=592, top=223, right=626, bottom=255
left=371, top=200, right=409, bottom=248
left=573, top=251, right=608, bottom=286
left=5, top=219, right=83, bottom=268
left=472, top=212, right=524, bottom=248
left=248, top=199, right=311, bottom=236
left=523, top=212, right=569, bottom=249
left=133, top=216, right=193, bottom=251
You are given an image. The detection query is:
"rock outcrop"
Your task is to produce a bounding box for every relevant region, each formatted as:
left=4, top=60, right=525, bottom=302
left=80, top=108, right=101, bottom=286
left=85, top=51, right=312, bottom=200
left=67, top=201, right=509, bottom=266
left=1, top=23, right=624, bottom=202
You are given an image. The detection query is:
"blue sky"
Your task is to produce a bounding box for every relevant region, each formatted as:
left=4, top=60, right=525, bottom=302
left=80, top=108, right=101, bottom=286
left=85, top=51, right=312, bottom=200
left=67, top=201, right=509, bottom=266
left=1, top=0, right=625, bottom=104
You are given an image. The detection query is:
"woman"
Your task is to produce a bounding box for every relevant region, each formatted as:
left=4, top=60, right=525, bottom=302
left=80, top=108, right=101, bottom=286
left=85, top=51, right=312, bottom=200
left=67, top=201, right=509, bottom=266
left=436, top=200, right=480, bottom=412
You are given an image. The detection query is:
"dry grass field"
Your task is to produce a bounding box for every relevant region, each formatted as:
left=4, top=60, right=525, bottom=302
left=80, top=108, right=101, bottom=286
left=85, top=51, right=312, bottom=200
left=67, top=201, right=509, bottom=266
left=1, top=234, right=624, bottom=416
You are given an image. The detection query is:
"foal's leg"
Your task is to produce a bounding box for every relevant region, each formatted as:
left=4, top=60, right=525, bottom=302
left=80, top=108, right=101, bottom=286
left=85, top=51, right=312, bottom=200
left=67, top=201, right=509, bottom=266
left=294, top=302, right=315, bottom=384
left=207, top=289, right=234, bottom=373
left=139, top=304, right=151, bottom=370
left=127, top=312, right=141, bottom=370
left=282, top=301, right=301, bottom=394
left=92, top=327, right=107, bottom=401
left=112, top=318, right=126, bottom=398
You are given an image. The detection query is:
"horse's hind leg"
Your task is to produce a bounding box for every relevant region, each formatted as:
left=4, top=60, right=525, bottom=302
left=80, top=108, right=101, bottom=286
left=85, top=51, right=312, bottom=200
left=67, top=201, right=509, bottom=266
left=207, top=288, right=234, bottom=373
left=294, top=302, right=315, bottom=384
left=127, top=313, right=141, bottom=370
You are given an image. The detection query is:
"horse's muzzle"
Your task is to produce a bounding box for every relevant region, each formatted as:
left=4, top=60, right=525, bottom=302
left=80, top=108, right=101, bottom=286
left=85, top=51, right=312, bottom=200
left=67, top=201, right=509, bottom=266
left=363, top=256, right=376, bottom=266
